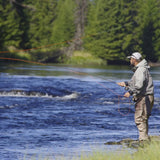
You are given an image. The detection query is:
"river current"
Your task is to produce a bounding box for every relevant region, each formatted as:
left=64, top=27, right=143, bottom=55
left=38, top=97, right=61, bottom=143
left=0, top=64, right=160, bottom=160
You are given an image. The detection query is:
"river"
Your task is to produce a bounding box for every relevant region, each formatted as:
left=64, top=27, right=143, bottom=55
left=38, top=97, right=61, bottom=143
left=0, top=63, right=160, bottom=160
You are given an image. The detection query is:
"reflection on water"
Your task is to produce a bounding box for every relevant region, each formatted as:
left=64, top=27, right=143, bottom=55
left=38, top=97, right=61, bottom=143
left=1, top=63, right=160, bottom=80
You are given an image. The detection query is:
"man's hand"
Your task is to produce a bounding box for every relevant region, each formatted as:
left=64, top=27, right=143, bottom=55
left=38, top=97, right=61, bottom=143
left=117, top=82, right=126, bottom=87
left=117, top=82, right=130, bottom=97
left=124, top=92, right=130, bottom=98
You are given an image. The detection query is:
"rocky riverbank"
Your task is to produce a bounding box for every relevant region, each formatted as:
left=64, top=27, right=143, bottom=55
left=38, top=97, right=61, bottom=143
left=105, top=135, right=160, bottom=148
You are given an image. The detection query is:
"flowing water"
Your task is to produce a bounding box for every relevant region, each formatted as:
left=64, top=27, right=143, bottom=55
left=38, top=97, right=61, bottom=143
left=0, top=63, right=160, bottom=160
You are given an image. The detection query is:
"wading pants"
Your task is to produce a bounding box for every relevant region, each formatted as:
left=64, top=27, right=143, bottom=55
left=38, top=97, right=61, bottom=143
left=134, top=95, right=154, bottom=141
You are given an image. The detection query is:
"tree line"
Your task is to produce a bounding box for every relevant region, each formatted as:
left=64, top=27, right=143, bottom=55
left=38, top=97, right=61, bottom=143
left=0, top=0, right=160, bottom=64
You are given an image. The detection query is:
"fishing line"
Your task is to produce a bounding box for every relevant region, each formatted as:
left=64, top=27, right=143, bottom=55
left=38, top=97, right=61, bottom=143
left=0, top=57, right=46, bottom=65
left=0, top=57, right=132, bottom=116
left=91, top=80, right=131, bottom=116
left=0, top=21, right=137, bottom=54
left=0, top=17, right=138, bottom=114
left=65, top=68, right=131, bottom=116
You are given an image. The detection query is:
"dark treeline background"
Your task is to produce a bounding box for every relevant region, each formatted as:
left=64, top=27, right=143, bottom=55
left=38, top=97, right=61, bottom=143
left=1, top=0, right=160, bottom=64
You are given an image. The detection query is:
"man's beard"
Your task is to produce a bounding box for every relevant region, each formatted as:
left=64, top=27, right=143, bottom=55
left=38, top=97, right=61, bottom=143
left=130, top=64, right=136, bottom=72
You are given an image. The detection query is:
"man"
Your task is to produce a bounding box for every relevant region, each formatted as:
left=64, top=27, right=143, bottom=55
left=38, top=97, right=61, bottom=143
left=117, top=52, right=154, bottom=141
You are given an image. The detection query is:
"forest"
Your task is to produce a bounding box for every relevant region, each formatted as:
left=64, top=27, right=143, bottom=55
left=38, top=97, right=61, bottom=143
left=1, top=0, right=160, bottom=65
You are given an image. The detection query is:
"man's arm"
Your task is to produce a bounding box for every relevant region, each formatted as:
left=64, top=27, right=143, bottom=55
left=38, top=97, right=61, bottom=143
left=117, top=82, right=130, bottom=97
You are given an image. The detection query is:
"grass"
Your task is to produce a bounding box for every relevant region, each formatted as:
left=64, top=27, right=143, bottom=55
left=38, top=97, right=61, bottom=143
left=2, top=47, right=105, bottom=65
left=2, top=46, right=32, bottom=61
left=18, top=139, right=160, bottom=160
left=80, top=151, right=132, bottom=160
left=79, top=140, right=160, bottom=160
left=66, top=51, right=106, bottom=65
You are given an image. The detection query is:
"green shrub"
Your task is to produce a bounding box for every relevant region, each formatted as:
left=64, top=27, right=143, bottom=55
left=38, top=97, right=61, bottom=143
left=66, top=51, right=106, bottom=65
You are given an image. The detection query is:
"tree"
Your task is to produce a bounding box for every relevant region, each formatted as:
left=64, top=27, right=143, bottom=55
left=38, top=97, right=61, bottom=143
left=68, top=0, right=88, bottom=54
left=1, top=0, right=160, bottom=63
left=0, top=0, right=23, bottom=49
left=84, top=0, right=138, bottom=64
left=136, top=0, right=160, bottom=62
left=51, top=0, right=75, bottom=49
left=0, top=0, right=4, bottom=49
left=11, top=0, right=31, bottom=49
left=28, top=0, right=57, bottom=49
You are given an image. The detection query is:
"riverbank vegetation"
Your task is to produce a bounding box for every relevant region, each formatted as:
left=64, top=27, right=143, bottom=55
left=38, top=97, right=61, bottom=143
left=80, top=140, right=160, bottom=160
left=79, top=135, right=160, bottom=160
left=1, top=0, right=160, bottom=65
left=22, top=138, right=160, bottom=160
left=66, top=51, right=106, bottom=65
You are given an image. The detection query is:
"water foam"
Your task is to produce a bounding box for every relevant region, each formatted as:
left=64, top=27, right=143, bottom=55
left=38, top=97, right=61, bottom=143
left=0, top=90, right=53, bottom=98
left=55, top=92, right=79, bottom=100
left=0, top=90, right=79, bottom=100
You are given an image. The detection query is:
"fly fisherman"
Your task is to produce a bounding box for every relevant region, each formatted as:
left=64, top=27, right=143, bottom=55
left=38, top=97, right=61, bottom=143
left=117, top=52, right=154, bottom=142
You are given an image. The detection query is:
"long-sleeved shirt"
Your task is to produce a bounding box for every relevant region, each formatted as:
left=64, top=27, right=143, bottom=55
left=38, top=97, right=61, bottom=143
left=125, top=59, right=154, bottom=100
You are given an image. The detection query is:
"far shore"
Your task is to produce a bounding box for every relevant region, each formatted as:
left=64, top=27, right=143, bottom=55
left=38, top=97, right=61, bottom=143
left=149, top=62, right=160, bottom=67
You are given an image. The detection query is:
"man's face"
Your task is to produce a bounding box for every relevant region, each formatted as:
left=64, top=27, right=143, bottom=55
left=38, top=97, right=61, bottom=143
left=130, top=57, right=136, bottom=66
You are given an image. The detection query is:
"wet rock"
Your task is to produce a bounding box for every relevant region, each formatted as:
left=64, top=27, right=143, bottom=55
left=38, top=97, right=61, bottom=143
left=105, top=138, right=138, bottom=146
left=104, top=135, right=160, bottom=148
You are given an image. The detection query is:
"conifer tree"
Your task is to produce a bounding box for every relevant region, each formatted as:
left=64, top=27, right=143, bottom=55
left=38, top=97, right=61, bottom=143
left=66, top=0, right=88, bottom=56
left=85, top=0, right=139, bottom=63
left=0, top=0, right=4, bottom=49
left=51, top=0, right=75, bottom=47
left=136, top=0, right=160, bottom=62
left=28, top=0, right=57, bottom=48
left=0, top=0, right=23, bottom=50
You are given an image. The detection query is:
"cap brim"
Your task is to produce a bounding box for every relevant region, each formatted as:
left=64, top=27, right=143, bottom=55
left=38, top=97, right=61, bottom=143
left=127, top=56, right=131, bottom=59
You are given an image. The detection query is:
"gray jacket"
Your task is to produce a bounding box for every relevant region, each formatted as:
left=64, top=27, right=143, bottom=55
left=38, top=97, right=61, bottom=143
left=125, top=59, right=154, bottom=100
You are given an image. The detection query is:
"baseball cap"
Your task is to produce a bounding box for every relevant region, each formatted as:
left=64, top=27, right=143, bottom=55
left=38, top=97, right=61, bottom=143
left=127, top=52, right=142, bottom=60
